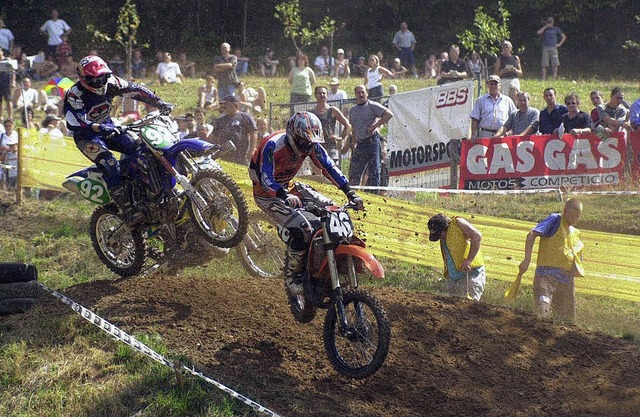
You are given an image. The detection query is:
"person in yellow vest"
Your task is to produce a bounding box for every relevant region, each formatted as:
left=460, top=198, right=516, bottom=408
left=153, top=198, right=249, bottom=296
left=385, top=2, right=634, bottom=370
left=427, top=214, right=485, bottom=301
left=518, top=198, right=584, bottom=321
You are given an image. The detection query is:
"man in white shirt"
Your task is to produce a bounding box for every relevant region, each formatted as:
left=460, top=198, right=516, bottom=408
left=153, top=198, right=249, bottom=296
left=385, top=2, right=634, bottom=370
left=12, top=77, right=41, bottom=115
left=156, top=52, right=184, bottom=85
left=314, top=46, right=334, bottom=77
left=470, top=75, right=516, bottom=139
left=392, top=22, right=418, bottom=78
left=40, top=9, right=71, bottom=58
left=327, top=78, right=348, bottom=102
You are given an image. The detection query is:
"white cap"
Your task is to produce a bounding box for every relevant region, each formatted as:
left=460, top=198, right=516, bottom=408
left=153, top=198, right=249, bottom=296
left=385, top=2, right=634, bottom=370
left=337, top=48, right=344, bottom=54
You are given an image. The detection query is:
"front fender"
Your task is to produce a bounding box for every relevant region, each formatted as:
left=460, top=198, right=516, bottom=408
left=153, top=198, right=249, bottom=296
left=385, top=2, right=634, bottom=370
left=318, top=244, right=385, bottom=279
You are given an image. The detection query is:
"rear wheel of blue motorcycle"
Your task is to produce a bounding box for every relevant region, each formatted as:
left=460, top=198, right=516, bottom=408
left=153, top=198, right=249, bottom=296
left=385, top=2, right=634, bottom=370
left=188, top=170, right=249, bottom=248
left=90, top=204, right=146, bottom=277
left=323, top=289, right=391, bottom=379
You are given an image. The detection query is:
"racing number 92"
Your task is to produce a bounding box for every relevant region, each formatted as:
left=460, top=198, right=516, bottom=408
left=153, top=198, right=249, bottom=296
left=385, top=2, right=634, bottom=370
left=79, top=179, right=108, bottom=204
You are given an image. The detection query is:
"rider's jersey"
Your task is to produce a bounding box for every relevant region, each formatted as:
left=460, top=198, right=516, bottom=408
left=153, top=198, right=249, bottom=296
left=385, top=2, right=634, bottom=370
left=249, top=130, right=348, bottom=199
left=63, top=75, right=160, bottom=136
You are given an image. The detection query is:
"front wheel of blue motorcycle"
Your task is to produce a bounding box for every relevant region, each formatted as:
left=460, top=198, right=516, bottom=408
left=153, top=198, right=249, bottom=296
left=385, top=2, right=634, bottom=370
left=90, top=204, right=146, bottom=277
left=188, top=169, right=249, bottom=249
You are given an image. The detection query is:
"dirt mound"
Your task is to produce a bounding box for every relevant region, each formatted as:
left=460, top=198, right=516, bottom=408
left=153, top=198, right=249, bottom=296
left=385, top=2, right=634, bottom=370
left=40, top=274, right=640, bottom=416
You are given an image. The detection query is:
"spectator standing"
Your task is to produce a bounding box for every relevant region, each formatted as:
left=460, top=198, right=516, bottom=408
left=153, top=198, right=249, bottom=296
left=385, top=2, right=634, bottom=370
left=493, top=40, right=522, bottom=97
left=210, top=95, right=257, bottom=165
left=438, top=45, right=468, bottom=85
left=213, top=43, right=239, bottom=99
left=0, top=49, right=15, bottom=119
left=348, top=85, right=394, bottom=194
left=234, top=48, right=250, bottom=76
left=1, top=118, right=18, bottom=189
left=40, top=9, right=71, bottom=59
left=197, top=72, right=219, bottom=111
left=0, top=19, right=15, bottom=55
left=469, top=75, right=516, bottom=139
left=537, top=16, right=566, bottom=80
left=260, top=48, right=279, bottom=77
left=519, top=198, right=584, bottom=322
left=131, top=49, right=146, bottom=79
left=311, top=85, right=351, bottom=164
left=557, top=93, right=593, bottom=135
left=539, top=87, right=567, bottom=134
left=332, top=48, right=350, bottom=79
left=496, top=91, right=539, bottom=137
left=328, top=77, right=348, bottom=102
left=467, top=51, right=484, bottom=82
left=392, top=21, right=418, bottom=78
left=427, top=213, right=486, bottom=301
left=314, top=46, right=334, bottom=77
left=364, top=55, right=393, bottom=100
left=288, top=53, right=316, bottom=104
left=156, top=52, right=184, bottom=85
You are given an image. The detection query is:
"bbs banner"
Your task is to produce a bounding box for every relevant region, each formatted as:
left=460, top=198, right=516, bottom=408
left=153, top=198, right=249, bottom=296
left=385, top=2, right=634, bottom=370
left=459, top=133, right=627, bottom=190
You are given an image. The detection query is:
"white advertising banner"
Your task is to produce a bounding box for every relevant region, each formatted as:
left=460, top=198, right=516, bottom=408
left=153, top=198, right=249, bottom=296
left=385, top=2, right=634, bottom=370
left=387, top=80, right=474, bottom=186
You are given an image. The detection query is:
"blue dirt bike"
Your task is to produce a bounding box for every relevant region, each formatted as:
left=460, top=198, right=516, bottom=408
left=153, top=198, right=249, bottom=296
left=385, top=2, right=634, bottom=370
left=62, top=111, right=249, bottom=277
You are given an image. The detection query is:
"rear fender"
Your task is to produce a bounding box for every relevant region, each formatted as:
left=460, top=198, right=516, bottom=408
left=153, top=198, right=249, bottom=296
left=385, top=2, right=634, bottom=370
left=318, top=244, right=384, bottom=279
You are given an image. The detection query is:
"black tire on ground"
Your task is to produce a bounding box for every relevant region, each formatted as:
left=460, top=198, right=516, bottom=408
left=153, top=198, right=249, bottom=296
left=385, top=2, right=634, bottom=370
left=188, top=170, right=249, bottom=248
left=0, top=298, right=39, bottom=315
left=323, top=289, right=391, bottom=379
left=0, top=263, right=37, bottom=283
left=0, top=281, right=40, bottom=300
left=237, top=211, right=285, bottom=279
left=89, top=204, right=146, bottom=277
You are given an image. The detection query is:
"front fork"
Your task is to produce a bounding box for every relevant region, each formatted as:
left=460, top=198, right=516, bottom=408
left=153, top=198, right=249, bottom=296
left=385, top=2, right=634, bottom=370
left=324, top=228, right=361, bottom=337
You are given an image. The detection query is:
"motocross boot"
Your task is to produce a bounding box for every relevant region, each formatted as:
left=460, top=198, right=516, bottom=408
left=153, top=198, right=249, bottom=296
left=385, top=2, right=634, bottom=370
left=284, top=248, right=306, bottom=295
left=110, top=186, right=145, bottom=227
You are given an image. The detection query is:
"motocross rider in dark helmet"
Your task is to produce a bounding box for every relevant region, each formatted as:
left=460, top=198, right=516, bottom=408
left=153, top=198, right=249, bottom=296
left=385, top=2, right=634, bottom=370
left=63, top=55, right=173, bottom=226
left=249, top=111, right=364, bottom=295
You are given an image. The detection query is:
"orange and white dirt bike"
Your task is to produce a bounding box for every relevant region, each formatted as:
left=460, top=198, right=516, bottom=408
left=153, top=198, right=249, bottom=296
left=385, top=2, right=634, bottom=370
left=286, top=200, right=391, bottom=379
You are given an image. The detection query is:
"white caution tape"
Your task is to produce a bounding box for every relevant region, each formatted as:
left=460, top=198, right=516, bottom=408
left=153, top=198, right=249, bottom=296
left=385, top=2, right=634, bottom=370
left=352, top=185, right=562, bottom=195
left=37, top=282, right=281, bottom=417
left=0, top=163, right=16, bottom=170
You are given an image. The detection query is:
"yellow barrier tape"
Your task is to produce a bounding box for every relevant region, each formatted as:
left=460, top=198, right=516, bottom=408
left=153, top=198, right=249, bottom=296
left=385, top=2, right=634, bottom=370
left=17, top=128, right=118, bottom=191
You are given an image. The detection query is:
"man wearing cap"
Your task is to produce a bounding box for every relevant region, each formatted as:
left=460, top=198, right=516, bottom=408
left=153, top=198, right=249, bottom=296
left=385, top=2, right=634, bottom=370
left=210, top=95, right=257, bottom=165
left=469, top=75, right=516, bottom=139
left=213, top=43, right=239, bottom=99
left=537, top=16, right=566, bottom=80
left=332, top=48, right=350, bottom=78
left=327, top=77, right=348, bottom=102
left=392, top=22, right=417, bottom=78
left=493, top=40, right=522, bottom=98
left=427, top=213, right=486, bottom=301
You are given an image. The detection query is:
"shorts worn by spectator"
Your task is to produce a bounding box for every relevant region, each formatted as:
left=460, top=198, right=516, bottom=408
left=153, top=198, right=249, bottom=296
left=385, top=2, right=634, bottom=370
left=519, top=198, right=584, bottom=322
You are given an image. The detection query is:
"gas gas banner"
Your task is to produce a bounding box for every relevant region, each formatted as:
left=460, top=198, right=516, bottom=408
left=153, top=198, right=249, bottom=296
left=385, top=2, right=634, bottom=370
left=459, top=133, right=626, bottom=190
left=387, top=80, right=473, bottom=176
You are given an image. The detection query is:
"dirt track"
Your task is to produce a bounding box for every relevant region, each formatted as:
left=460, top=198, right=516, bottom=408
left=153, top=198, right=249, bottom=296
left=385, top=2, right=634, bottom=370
left=37, top=273, right=638, bottom=417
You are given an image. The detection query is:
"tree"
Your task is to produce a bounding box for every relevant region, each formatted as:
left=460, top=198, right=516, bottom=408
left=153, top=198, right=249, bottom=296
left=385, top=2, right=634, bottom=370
left=274, top=0, right=336, bottom=53
left=87, top=0, right=145, bottom=79
left=456, top=1, right=512, bottom=59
